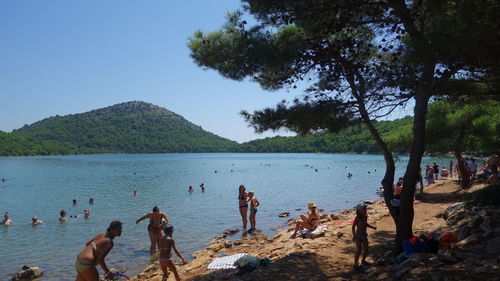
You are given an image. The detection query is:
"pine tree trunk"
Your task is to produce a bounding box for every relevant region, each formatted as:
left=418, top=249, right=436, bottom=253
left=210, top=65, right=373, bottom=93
left=400, top=89, right=431, bottom=243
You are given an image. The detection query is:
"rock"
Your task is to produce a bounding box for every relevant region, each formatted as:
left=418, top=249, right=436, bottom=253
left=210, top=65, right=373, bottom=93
left=336, top=232, right=344, bottom=238
left=443, top=202, right=466, bottom=220
left=456, top=233, right=481, bottom=248
left=486, top=236, right=500, bottom=254
left=223, top=229, right=239, bottom=235
left=12, top=266, right=44, bottom=281
left=456, top=224, right=471, bottom=241
left=409, top=252, right=434, bottom=263
left=395, top=267, right=409, bottom=278
left=437, top=253, right=457, bottom=263
left=430, top=272, right=443, bottom=281
left=278, top=212, right=290, bottom=217
left=472, top=265, right=489, bottom=274
left=330, top=214, right=340, bottom=220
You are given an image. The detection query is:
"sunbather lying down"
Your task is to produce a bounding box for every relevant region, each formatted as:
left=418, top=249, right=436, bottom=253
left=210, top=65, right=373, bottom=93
left=291, top=202, right=320, bottom=238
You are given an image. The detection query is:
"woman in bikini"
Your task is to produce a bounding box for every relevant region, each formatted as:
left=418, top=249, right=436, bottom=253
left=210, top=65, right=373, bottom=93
left=238, top=185, right=248, bottom=229
left=291, top=202, right=320, bottom=238
left=75, top=221, right=122, bottom=281
left=158, top=225, right=187, bottom=281
left=136, top=206, right=169, bottom=255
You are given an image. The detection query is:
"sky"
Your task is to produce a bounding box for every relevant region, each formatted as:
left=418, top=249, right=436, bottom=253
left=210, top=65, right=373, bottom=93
left=0, top=1, right=411, bottom=143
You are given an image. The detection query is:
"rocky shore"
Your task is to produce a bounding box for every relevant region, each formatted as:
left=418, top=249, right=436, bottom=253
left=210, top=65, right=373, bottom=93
left=131, top=179, right=499, bottom=281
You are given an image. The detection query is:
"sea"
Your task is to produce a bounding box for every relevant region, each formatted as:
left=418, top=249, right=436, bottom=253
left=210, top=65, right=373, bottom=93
left=0, top=153, right=450, bottom=280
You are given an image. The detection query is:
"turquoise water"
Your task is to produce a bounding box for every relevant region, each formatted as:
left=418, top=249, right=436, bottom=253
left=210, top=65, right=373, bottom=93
left=0, top=153, right=449, bottom=280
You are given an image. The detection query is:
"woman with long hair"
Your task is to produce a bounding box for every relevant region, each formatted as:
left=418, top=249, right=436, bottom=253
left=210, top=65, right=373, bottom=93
left=238, top=185, right=248, bottom=229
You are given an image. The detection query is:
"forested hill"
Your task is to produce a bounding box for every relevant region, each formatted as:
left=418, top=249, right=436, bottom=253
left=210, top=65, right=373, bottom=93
left=8, top=101, right=238, bottom=154
left=238, top=117, right=413, bottom=153
left=0, top=101, right=413, bottom=156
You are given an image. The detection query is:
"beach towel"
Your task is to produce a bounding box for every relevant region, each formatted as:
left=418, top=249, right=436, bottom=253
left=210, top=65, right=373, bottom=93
left=297, top=225, right=328, bottom=238
left=207, top=253, right=248, bottom=270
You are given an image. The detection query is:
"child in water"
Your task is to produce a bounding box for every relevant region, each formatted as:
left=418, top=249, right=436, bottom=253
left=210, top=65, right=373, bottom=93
left=158, top=225, right=187, bottom=281
left=247, top=191, right=260, bottom=232
left=352, top=203, right=377, bottom=271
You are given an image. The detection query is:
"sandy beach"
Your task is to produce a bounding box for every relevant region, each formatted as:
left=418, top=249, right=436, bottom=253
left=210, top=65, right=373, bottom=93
left=129, top=178, right=499, bottom=281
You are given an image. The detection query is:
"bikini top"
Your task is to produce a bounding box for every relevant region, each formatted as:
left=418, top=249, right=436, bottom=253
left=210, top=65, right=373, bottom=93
left=238, top=194, right=246, bottom=200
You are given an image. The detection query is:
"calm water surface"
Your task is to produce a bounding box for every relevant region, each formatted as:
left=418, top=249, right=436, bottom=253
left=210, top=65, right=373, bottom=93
left=0, top=153, right=449, bottom=280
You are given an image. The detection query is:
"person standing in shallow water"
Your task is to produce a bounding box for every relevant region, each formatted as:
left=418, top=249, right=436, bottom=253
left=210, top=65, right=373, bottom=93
left=75, top=221, right=122, bottom=281
left=136, top=206, right=169, bottom=255
left=238, top=185, right=248, bottom=229
left=247, top=191, right=260, bottom=232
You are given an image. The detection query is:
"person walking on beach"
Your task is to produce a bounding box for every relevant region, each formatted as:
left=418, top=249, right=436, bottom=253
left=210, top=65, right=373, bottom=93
left=247, top=191, right=260, bottom=232
left=238, top=185, right=248, bottom=229
left=433, top=163, right=440, bottom=180
left=75, top=221, right=122, bottom=281
left=136, top=206, right=169, bottom=255
left=158, top=225, right=187, bottom=281
left=449, top=161, right=454, bottom=178
left=290, top=202, right=320, bottom=238
left=1, top=212, right=13, bottom=225
left=352, top=203, right=377, bottom=272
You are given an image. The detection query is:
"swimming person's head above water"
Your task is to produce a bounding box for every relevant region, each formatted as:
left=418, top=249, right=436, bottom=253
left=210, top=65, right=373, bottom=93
left=152, top=206, right=159, bottom=213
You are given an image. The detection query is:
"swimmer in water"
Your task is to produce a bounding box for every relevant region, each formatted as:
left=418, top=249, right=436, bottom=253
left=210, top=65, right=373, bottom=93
left=188, top=186, right=193, bottom=193
left=73, top=199, right=77, bottom=205
left=59, top=210, right=68, bottom=223
left=30, top=217, right=44, bottom=225
left=1, top=212, right=13, bottom=225
left=200, top=183, right=205, bottom=192
left=136, top=206, right=169, bottom=255
left=84, top=208, right=91, bottom=219
left=158, top=225, right=187, bottom=281
left=133, top=190, right=138, bottom=196
left=89, top=198, right=94, bottom=205
left=75, top=221, right=122, bottom=281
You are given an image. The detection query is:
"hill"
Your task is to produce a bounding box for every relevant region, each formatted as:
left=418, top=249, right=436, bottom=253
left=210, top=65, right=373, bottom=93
left=9, top=101, right=238, bottom=154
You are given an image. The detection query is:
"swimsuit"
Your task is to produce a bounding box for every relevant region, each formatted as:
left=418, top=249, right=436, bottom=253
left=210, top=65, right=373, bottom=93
left=148, top=214, right=163, bottom=235
left=158, top=247, right=172, bottom=264
left=75, top=260, right=97, bottom=273
left=355, top=234, right=368, bottom=242
left=238, top=194, right=248, bottom=208
left=250, top=208, right=258, bottom=214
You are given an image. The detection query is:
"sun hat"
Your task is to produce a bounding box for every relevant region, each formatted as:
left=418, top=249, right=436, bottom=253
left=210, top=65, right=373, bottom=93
left=307, top=202, right=317, bottom=209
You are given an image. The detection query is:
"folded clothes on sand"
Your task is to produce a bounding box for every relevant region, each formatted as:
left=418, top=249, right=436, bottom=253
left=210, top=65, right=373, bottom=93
left=207, top=253, right=248, bottom=270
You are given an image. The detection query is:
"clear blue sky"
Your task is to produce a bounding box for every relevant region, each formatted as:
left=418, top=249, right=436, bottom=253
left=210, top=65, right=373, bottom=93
left=0, top=1, right=410, bottom=143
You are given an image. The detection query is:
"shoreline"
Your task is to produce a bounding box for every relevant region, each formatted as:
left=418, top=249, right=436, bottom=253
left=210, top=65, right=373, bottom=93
left=130, top=177, right=495, bottom=281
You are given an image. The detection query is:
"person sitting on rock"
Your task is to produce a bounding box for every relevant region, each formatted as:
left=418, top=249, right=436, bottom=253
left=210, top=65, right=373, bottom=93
left=290, top=202, right=320, bottom=238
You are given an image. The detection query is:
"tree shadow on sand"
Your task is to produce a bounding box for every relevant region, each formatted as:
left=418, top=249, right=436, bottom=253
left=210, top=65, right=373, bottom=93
left=187, top=251, right=362, bottom=281
left=415, top=189, right=463, bottom=204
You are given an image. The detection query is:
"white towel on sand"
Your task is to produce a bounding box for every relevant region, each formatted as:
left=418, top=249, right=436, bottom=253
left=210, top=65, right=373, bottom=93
left=207, top=253, right=248, bottom=270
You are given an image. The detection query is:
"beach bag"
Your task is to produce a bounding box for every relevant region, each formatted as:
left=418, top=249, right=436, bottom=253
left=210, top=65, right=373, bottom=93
left=403, top=237, right=430, bottom=257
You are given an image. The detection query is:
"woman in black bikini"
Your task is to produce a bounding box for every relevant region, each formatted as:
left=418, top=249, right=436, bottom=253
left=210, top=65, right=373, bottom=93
left=136, top=206, right=169, bottom=255
left=238, top=185, right=248, bottom=229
